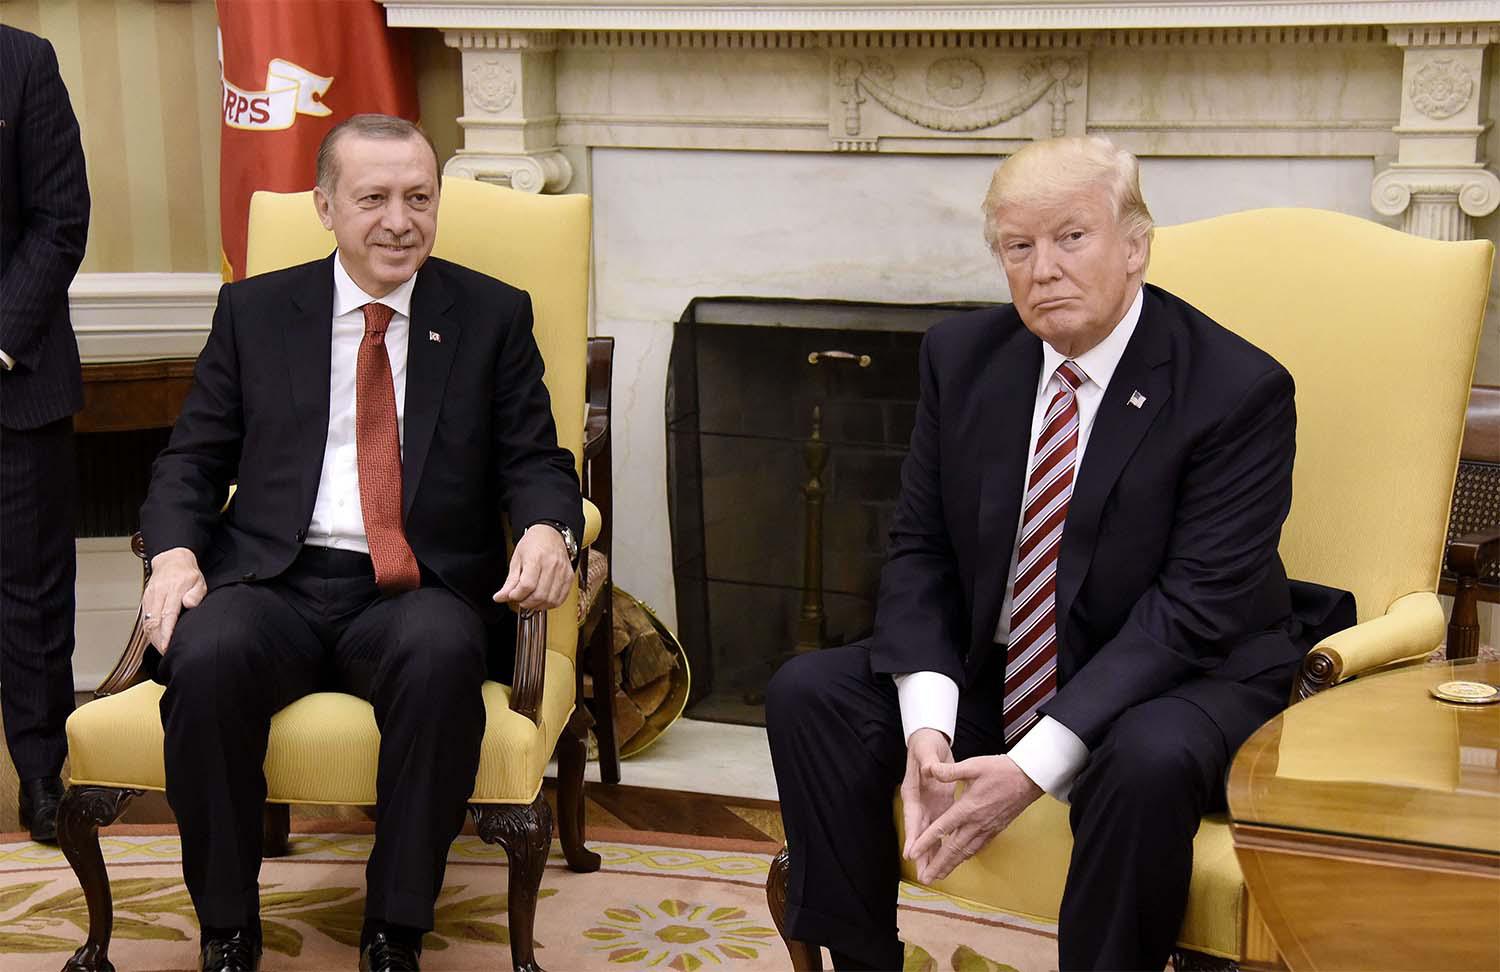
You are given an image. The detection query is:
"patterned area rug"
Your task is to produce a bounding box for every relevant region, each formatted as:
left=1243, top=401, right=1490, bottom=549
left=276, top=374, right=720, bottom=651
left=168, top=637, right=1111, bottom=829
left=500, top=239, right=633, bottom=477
left=0, top=824, right=1058, bottom=971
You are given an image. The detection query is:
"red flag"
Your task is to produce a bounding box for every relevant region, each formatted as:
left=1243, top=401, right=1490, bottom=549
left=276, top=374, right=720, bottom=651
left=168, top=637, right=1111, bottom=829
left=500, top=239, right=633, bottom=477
left=216, top=0, right=418, bottom=280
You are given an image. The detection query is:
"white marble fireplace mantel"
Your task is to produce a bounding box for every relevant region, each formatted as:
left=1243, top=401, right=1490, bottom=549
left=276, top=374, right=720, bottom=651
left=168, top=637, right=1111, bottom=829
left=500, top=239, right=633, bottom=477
left=382, top=1, right=1500, bottom=232
left=381, top=1, right=1496, bottom=31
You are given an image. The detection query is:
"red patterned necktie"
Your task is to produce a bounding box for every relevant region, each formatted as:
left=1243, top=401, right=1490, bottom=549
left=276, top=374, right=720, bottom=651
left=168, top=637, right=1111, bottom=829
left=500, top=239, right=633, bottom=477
left=356, top=302, right=421, bottom=594
left=1004, top=359, right=1088, bottom=744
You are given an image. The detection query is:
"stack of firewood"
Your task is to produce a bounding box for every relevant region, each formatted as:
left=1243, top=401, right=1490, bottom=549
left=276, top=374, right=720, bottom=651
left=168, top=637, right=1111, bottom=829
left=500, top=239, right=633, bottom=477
left=584, top=589, right=681, bottom=752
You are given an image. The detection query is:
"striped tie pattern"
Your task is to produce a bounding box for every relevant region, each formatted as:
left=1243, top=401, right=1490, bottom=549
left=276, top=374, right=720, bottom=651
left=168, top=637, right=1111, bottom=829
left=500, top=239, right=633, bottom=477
left=1003, top=359, right=1088, bottom=744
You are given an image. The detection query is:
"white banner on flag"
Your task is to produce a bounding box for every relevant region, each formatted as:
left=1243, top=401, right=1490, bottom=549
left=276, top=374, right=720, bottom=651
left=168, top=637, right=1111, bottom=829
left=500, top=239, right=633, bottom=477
left=218, top=29, right=334, bottom=132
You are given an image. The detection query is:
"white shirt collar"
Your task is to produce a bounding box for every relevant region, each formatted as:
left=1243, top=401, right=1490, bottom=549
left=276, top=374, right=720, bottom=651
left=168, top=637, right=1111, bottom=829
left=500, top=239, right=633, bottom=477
left=332, top=250, right=418, bottom=319
left=1039, top=284, right=1144, bottom=392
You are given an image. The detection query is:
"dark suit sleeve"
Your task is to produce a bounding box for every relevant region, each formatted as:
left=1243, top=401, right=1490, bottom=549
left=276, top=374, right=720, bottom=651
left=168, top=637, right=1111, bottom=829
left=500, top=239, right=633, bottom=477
left=0, top=37, right=90, bottom=369
left=869, top=330, right=968, bottom=684
left=1043, top=366, right=1297, bottom=747
left=490, top=291, right=583, bottom=541
left=139, top=285, right=244, bottom=560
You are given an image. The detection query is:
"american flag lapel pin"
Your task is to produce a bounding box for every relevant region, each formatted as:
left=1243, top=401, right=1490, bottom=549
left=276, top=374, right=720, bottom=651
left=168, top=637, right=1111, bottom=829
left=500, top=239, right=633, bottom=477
left=1128, top=390, right=1147, bottom=409
left=428, top=330, right=442, bottom=343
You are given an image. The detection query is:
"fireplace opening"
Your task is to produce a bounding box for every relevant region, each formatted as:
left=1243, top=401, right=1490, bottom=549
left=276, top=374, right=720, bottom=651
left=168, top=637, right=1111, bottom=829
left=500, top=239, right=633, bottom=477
left=667, top=297, right=992, bottom=725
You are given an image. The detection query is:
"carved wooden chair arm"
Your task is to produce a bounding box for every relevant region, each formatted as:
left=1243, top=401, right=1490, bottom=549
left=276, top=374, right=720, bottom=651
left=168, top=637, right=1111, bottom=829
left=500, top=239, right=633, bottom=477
left=584, top=336, right=614, bottom=462
left=508, top=609, right=548, bottom=725
left=96, top=531, right=552, bottom=729
left=1296, top=591, right=1445, bottom=699
left=94, top=533, right=155, bottom=698
left=1446, top=524, right=1500, bottom=660
left=582, top=337, right=614, bottom=562
left=1447, top=525, right=1500, bottom=584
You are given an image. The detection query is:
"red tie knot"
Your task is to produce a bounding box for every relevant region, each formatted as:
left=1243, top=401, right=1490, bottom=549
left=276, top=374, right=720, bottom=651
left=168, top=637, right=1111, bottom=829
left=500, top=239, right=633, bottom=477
left=1057, top=360, right=1088, bottom=391
left=362, top=301, right=394, bottom=341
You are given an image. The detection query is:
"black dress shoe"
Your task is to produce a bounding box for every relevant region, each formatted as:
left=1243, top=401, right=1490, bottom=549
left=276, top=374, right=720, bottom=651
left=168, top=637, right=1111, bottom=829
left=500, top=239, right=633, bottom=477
left=200, top=928, right=261, bottom=971
left=359, top=931, right=421, bottom=971
left=18, top=776, right=64, bottom=844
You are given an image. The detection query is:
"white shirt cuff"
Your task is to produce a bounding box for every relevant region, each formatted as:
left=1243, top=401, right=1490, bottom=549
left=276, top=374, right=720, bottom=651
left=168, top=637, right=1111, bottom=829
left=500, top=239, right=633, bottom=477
left=1007, top=715, right=1089, bottom=801
left=0, top=348, right=13, bottom=370
left=893, top=670, right=959, bottom=744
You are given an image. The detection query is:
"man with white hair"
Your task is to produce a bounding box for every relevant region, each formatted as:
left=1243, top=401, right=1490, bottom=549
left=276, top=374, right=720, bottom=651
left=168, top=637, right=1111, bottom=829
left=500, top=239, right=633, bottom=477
left=768, top=136, right=1349, bottom=970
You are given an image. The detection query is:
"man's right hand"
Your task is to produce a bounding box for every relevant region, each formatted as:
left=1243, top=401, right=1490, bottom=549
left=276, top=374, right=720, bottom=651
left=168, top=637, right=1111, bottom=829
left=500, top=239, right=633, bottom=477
left=141, top=547, right=207, bottom=653
left=901, top=727, right=957, bottom=872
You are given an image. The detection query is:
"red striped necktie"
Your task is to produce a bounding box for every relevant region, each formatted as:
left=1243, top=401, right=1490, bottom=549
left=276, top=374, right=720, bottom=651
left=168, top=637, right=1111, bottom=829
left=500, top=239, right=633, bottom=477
left=1003, top=359, right=1088, bottom=744
left=356, top=301, right=421, bottom=595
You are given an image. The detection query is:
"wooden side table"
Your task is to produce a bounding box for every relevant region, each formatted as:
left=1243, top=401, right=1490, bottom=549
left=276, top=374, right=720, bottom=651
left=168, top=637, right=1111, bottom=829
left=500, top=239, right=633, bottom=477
left=1228, top=659, right=1500, bottom=971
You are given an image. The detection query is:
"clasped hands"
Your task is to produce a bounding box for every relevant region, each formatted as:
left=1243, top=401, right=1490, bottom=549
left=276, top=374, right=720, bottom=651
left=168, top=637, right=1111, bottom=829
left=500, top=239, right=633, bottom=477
left=141, top=524, right=572, bottom=654
left=901, top=727, right=1044, bottom=884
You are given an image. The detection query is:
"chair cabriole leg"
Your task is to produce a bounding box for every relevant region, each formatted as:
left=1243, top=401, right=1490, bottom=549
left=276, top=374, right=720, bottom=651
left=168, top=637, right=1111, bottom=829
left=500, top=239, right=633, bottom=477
left=59, top=785, right=138, bottom=972
left=556, top=704, right=601, bottom=872
left=262, top=802, right=291, bottom=858
left=766, top=846, right=824, bottom=970
left=472, top=794, right=552, bottom=972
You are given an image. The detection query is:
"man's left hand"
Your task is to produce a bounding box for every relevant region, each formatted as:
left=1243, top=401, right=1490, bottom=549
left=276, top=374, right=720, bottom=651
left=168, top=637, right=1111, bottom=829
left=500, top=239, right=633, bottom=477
left=907, top=755, right=1044, bottom=884
left=493, top=524, right=573, bottom=611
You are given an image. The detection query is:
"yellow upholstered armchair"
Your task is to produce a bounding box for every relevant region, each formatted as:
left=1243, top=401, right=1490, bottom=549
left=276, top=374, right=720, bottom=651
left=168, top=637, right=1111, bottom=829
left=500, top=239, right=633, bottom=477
left=766, top=209, right=1494, bottom=970
left=57, top=178, right=604, bottom=972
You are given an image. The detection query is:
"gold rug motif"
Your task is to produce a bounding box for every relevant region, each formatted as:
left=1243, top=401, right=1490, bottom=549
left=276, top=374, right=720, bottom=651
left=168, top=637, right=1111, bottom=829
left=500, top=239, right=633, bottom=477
left=0, top=829, right=1059, bottom=970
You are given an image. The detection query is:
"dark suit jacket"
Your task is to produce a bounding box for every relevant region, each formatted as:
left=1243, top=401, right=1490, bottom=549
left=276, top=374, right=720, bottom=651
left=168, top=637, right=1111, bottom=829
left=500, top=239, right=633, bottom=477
left=140, top=254, right=583, bottom=631
left=869, top=283, right=1337, bottom=750
left=0, top=25, right=89, bottom=431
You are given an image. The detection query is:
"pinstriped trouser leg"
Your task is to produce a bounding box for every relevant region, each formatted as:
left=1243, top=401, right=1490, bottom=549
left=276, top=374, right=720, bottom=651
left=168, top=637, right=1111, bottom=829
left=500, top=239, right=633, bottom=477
left=0, top=416, right=77, bottom=782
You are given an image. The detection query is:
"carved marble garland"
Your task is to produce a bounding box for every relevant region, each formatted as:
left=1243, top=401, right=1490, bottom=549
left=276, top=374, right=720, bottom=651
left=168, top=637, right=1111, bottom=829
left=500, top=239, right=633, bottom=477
left=834, top=55, right=1083, bottom=143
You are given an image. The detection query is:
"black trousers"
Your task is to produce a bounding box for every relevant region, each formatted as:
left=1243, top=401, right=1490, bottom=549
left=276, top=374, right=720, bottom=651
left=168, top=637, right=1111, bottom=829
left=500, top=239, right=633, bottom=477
left=766, top=642, right=1293, bottom=971
left=0, top=416, right=76, bottom=783
left=154, top=546, right=487, bottom=933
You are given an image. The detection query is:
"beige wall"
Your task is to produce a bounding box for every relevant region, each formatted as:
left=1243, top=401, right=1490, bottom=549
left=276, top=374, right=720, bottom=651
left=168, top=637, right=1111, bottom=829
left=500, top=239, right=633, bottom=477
left=0, top=0, right=460, bottom=274
left=1, top=0, right=222, bottom=273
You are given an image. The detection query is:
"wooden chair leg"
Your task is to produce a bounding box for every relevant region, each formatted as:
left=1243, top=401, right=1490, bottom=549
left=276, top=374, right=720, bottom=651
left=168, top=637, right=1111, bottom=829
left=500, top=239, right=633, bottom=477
left=472, top=794, right=553, bottom=972
left=263, top=802, right=291, bottom=858
left=766, top=846, right=825, bottom=971
left=1447, top=575, right=1481, bottom=659
left=58, top=785, right=139, bottom=972
left=556, top=704, right=602, bottom=873
left=589, top=588, right=621, bottom=784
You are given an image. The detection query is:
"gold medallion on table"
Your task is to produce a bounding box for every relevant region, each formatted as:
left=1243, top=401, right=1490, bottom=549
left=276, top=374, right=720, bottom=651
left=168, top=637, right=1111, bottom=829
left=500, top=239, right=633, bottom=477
left=1429, top=680, right=1500, bottom=704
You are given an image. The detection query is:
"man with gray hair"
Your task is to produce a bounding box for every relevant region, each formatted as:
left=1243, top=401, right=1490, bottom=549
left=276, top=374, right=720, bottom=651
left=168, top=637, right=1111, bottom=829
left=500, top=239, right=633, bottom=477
left=768, top=136, right=1346, bottom=970
left=141, top=114, right=582, bottom=972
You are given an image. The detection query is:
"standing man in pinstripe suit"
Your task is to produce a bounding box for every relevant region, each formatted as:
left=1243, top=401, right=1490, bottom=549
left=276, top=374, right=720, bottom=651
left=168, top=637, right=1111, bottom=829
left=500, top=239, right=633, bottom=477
left=0, top=24, right=91, bottom=844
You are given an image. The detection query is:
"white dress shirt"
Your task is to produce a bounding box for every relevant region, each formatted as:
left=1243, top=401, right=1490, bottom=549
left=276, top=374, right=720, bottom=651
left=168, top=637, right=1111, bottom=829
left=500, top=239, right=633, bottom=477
left=0, top=349, right=14, bottom=370
left=896, top=285, right=1145, bottom=800
left=304, top=252, right=418, bottom=553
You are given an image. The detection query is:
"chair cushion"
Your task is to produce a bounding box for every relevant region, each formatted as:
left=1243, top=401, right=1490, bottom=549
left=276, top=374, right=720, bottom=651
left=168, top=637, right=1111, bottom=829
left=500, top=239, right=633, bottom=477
left=66, top=650, right=576, bottom=805
left=576, top=548, right=609, bottom=625
left=897, top=798, right=1243, bottom=959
